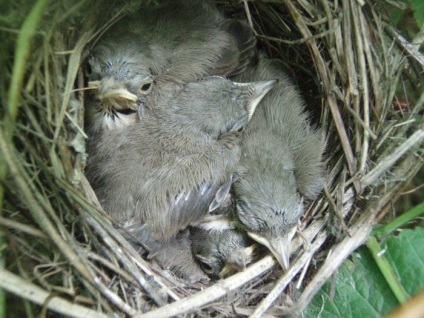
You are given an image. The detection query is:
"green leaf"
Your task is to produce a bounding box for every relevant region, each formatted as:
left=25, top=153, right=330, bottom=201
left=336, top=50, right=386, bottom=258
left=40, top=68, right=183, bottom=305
left=302, top=249, right=397, bottom=318
left=409, top=0, right=424, bottom=26
left=302, top=228, right=424, bottom=317
left=390, top=8, right=404, bottom=26
left=383, top=229, right=424, bottom=296
left=367, top=236, right=408, bottom=304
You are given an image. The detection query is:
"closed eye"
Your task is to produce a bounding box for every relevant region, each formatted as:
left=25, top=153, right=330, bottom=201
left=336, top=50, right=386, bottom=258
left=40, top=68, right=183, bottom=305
left=200, top=262, right=214, bottom=274
left=115, top=108, right=136, bottom=115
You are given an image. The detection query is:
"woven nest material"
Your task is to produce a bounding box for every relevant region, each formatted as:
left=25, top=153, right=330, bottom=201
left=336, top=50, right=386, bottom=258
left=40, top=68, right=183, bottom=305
left=1, top=0, right=423, bottom=317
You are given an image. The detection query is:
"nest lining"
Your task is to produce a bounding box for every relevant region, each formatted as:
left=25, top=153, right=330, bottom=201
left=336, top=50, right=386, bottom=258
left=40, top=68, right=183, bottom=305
left=1, top=0, right=423, bottom=317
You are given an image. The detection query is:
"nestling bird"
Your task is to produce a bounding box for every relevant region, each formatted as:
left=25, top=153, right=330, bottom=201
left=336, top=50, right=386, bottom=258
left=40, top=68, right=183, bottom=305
left=123, top=227, right=210, bottom=283
left=84, top=0, right=256, bottom=135
left=85, top=77, right=276, bottom=279
left=190, top=224, right=256, bottom=279
left=153, top=229, right=210, bottom=283
left=230, top=54, right=326, bottom=270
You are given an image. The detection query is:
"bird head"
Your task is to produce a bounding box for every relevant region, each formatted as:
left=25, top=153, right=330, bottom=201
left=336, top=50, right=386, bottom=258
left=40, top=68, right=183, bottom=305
left=169, top=77, right=277, bottom=138
left=191, top=227, right=254, bottom=278
left=192, top=240, right=223, bottom=278
left=85, top=39, right=154, bottom=130
left=233, top=170, right=304, bottom=270
left=218, top=244, right=256, bottom=278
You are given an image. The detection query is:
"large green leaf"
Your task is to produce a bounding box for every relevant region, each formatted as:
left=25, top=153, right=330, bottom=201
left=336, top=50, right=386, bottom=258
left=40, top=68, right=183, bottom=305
left=409, top=0, right=424, bottom=26
left=384, top=229, right=424, bottom=296
left=302, top=228, right=424, bottom=317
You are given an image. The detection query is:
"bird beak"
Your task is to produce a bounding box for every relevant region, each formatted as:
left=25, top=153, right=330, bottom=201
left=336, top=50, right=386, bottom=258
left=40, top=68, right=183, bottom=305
left=88, top=78, right=138, bottom=104
left=218, top=264, right=233, bottom=278
left=238, top=79, right=278, bottom=120
left=100, top=88, right=138, bottom=103
left=218, top=263, right=238, bottom=278
left=218, top=244, right=256, bottom=278
left=248, top=227, right=296, bottom=270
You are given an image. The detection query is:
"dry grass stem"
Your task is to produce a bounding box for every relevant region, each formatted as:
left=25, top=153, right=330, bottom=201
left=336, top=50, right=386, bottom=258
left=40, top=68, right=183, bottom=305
left=0, top=269, right=109, bottom=318
left=137, top=255, right=277, bottom=318
left=361, top=129, right=424, bottom=188
left=251, top=231, right=328, bottom=318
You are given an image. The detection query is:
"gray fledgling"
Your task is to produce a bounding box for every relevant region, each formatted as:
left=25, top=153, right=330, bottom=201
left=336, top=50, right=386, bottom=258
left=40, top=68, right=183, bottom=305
left=85, top=77, right=276, bottom=254
left=190, top=225, right=255, bottom=279
left=85, top=0, right=256, bottom=135
left=124, top=227, right=210, bottom=283
left=230, top=54, right=326, bottom=270
left=154, top=229, right=210, bottom=284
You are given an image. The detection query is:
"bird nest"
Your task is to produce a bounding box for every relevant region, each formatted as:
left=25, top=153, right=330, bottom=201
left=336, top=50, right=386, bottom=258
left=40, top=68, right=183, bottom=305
left=1, top=0, right=423, bottom=317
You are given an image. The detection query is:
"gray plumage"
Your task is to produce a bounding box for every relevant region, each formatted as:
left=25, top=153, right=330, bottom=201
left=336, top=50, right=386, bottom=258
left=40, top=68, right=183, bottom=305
left=118, top=223, right=210, bottom=283
left=153, top=229, right=209, bottom=284
left=85, top=0, right=256, bottom=135
left=190, top=225, right=255, bottom=278
left=231, top=54, right=326, bottom=269
left=85, top=77, right=275, bottom=254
